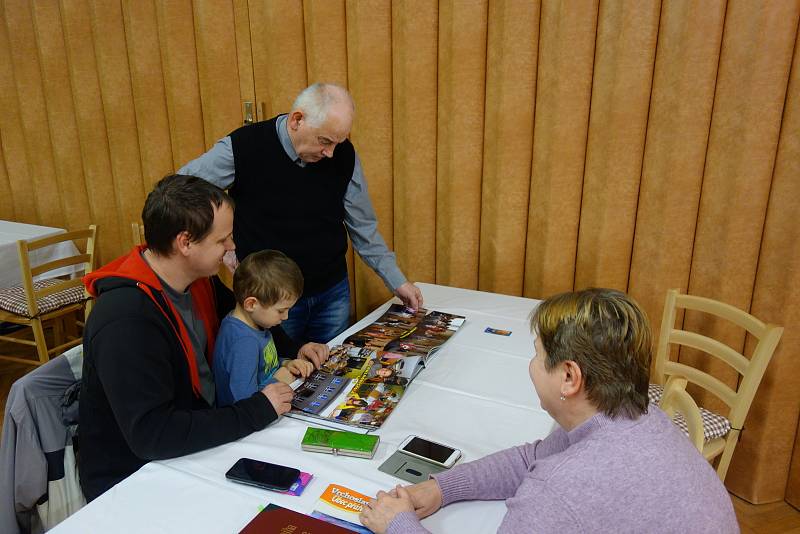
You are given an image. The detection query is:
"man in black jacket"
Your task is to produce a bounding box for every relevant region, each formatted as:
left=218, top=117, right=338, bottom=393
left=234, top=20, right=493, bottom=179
left=78, top=175, right=294, bottom=501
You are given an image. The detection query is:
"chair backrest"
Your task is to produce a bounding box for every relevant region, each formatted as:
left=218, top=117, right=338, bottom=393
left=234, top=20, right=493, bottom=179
left=659, top=375, right=704, bottom=452
left=0, top=344, right=85, bottom=533
left=16, top=226, right=97, bottom=317
left=131, top=222, right=145, bottom=247
left=653, top=288, right=783, bottom=434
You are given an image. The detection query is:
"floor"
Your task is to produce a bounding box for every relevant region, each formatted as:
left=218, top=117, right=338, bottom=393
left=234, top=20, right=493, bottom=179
left=1, top=343, right=799, bottom=531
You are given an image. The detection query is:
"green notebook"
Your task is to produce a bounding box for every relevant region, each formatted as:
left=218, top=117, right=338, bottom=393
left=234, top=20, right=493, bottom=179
left=301, top=427, right=380, bottom=459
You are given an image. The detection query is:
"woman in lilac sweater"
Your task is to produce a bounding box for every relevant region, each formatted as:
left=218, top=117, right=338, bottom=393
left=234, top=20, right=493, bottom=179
left=361, top=288, right=738, bottom=533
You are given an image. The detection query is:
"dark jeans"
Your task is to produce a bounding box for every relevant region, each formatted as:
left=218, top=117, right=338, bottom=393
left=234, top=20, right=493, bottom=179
left=281, top=277, right=351, bottom=344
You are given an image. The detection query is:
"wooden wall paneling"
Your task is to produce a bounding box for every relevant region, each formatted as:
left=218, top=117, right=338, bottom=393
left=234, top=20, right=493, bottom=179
left=303, top=0, right=348, bottom=85
left=790, top=419, right=800, bottom=508
left=523, top=0, right=598, bottom=299
left=682, top=1, right=800, bottom=416
left=0, top=8, right=36, bottom=222
left=192, top=1, right=243, bottom=148
left=478, top=0, right=540, bottom=296
left=247, top=0, right=307, bottom=121
left=232, top=0, right=255, bottom=130
left=725, top=26, right=800, bottom=503
left=87, top=0, right=146, bottom=261
left=3, top=0, right=63, bottom=227
left=155, top=0, right=206, bottom=170
left=392, top=0, right=438, bottom=288
left=30, top=1, right=91, bottom=231
left=122, top=0, right=174, bottom=193
left=302, top=0, right=354, bottom=319
left=436, top=0, right=488, bottom=289
left=574, top=0, right=661, bottom=291
left=346, top=0, right=394, bottom=318
left=59, top=0, right=123, bottom=262
left=0, top=145, right=14, bottom=220
left=782, top=26, right=800, bottom=513
left=628, top=0, right=725, bottom=350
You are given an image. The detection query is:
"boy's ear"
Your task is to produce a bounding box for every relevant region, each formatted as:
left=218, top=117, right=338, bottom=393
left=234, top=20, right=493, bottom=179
left=242, top=296, right=259, bottom=312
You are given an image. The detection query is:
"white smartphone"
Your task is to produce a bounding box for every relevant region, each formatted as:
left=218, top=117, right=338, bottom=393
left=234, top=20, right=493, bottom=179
left=398, top=435, right=462, bottom=468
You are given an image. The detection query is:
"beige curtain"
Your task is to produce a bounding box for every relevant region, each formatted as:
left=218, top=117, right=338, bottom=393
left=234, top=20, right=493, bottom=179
left=1, top=0, right=798, bottom=504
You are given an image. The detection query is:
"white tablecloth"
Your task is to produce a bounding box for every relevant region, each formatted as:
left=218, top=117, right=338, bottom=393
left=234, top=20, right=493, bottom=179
left=52, top=283, right=555, bottom=533
left=0, top=220, right=80, bottom=288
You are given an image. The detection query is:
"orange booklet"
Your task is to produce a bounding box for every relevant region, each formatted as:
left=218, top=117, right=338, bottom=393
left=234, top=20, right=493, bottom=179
left=310, top=484, right=373, bottom=533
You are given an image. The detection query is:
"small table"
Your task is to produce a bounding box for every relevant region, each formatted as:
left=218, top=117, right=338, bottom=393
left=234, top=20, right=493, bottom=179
left=0, top=220, right=81, bottom=288
left=52, top=283, right=554, bottom=533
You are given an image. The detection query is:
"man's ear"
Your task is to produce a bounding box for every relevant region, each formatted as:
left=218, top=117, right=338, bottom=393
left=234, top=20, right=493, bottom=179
left=288, top=110, right=304, bottom=130
left=174, top=231, right=192, bottom=257
left=242, top=296, right=259, bottom=312
left=561, top=360, right=584, bottom=398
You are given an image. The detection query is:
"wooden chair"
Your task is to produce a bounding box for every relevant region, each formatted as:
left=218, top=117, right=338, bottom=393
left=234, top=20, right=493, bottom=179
left=0, top=226, right=97, bottom=366
left=651, top=288, right=783, bottom=481
left=658, top=375, right=704, bottom=452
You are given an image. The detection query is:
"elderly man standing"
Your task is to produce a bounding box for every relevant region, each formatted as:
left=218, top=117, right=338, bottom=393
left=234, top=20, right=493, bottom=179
left=179, top=83, right=423, bottom=344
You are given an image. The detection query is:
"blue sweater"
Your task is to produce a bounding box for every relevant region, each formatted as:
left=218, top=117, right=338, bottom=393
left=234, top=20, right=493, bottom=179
left=213, top=314, right=280, bottom=406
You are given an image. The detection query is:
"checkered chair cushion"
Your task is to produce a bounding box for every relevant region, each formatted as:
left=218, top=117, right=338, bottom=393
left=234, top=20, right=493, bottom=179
left=649, top=383, right=731, bottom=442
left=0, top=279, right=87, bottom=318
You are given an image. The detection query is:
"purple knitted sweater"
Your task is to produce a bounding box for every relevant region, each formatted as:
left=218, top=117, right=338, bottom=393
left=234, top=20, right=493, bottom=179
left=387, top=407, right=738, bottom=533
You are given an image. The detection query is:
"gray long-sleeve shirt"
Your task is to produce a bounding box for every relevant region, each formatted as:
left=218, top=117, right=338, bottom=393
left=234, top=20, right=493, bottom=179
left=178, top=115, right=406, bottom=292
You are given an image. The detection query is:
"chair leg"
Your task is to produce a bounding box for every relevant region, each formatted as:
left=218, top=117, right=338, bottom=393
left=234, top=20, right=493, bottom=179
left=63, top=312, right=79, bottom=340
left=715, top=429, right=741, bottom=482
left=31, top=318, right=50, bottom=365
left=53, top=317, right=65, bottom=346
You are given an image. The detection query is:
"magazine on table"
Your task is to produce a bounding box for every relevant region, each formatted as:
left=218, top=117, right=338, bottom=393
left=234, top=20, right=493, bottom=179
left=287, top=304, right=465, bottom=432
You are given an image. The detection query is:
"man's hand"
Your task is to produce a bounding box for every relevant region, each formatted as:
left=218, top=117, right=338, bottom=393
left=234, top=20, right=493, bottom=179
left=298, top=342, right=330, bottom=368
left=360, top=486, right=416, bottom=534
left=394, top=282, right=423, bottom=311
left=284, top=358, right=314, bottom=378
left=260, top=382, right=293, bottom=415
left=389, top=479, right=443, bottom=519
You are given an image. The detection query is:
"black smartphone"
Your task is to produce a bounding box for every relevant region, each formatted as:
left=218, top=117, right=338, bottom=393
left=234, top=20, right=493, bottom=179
left=225, top=458, right=300, bottom=492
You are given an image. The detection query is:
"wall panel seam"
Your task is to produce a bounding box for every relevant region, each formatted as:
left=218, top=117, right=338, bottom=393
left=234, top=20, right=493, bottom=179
left=573, top=0, right=602, bottom=292
left=627, top=0, right=664, bottom=294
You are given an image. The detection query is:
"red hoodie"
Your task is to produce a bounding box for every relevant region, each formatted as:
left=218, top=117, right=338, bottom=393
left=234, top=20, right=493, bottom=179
left=83, top=245, right=218, bottom=398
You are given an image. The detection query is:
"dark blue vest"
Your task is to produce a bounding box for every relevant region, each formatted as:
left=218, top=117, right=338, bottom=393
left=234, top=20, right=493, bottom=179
left=228, top=117, right=355, bottom=295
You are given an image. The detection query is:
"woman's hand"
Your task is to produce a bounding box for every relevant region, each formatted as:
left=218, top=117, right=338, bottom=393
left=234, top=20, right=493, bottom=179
left=360, top=486, right=416, bottom=534
left=393, top=479, right=443, bottom=519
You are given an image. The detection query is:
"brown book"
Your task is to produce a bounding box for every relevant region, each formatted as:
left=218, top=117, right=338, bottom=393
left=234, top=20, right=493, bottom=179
left=239, top=504, right=353, bottom=534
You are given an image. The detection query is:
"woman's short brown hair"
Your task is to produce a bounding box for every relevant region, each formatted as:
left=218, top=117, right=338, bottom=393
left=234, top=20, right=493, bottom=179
left=233, top=250, right=303, bottom=306
left=531, top=288, right=652, bottom=418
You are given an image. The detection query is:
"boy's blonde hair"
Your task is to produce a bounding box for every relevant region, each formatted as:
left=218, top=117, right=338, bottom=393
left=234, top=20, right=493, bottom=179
left=233, top=250, right=303, bottom=306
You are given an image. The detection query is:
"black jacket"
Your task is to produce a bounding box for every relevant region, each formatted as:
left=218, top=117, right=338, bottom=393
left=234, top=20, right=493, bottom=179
left=79, top=250, right=281, bottom=501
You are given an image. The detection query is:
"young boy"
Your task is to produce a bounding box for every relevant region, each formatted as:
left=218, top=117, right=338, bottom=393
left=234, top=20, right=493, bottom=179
left=214, top=250, right=320, bottom=406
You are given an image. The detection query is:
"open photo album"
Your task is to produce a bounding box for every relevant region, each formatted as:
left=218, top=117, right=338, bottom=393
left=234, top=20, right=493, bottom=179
left=287, top=304, right=466, bottom=432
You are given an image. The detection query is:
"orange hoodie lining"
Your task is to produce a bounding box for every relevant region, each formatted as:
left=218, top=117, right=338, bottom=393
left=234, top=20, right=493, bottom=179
left=83, top=246, right=219, bottom=398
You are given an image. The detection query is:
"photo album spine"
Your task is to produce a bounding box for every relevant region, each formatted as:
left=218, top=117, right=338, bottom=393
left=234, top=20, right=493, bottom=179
left=286, top=411, right=373, bottom=434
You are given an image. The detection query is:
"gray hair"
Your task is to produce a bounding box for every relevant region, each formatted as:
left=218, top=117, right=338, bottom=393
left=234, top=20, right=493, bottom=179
left=292, top=83, right=355, bottom=127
